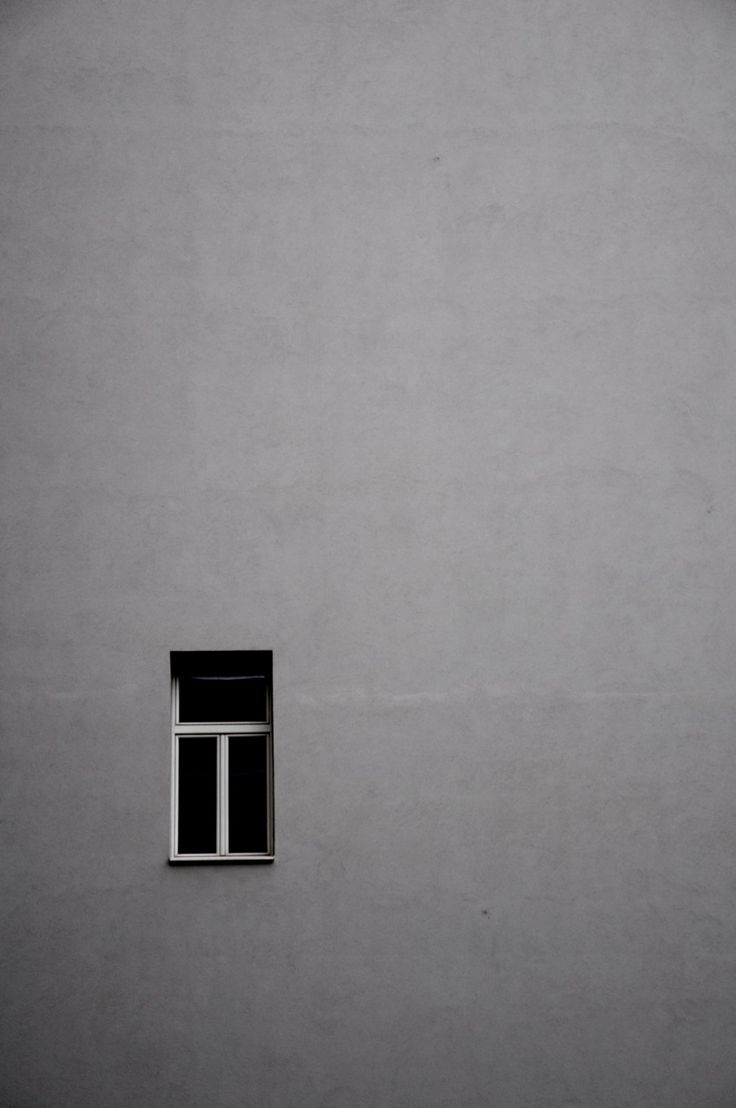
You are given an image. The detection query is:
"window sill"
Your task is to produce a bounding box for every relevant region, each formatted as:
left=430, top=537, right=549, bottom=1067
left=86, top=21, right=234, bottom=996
left=168, top=855, right=275, bottom=865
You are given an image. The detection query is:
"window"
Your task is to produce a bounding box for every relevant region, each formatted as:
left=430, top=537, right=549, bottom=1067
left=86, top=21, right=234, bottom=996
left=170, top=651, right=274, bottom=862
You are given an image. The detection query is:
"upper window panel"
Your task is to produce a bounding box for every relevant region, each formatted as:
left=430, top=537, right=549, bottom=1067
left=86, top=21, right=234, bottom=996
left=178, top=674, right=268, bottom=723
left=171, top=651, right=271, bottom=724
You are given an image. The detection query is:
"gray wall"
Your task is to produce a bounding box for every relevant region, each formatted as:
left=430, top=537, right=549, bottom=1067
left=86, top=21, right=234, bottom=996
left=2, top=1, right=736, bottom=1105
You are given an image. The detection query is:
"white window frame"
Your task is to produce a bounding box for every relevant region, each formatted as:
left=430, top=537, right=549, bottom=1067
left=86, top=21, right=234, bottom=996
left=169, top=674, right=274, bottom=863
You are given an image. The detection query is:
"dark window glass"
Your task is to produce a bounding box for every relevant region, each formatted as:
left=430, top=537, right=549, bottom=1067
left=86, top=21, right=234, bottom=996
left=228, top=735, right=269, bottom=854
left=178, top=675, right=267, bottom=723
left=178, top=736, right=218, bottom=854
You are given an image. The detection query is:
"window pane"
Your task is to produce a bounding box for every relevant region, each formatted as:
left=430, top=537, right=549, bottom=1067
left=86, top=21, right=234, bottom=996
left=179, top=675, right=267, bottom=722
left=178, top=736, right=218, bottom=854
left=228, top=735, right=269, bottom=854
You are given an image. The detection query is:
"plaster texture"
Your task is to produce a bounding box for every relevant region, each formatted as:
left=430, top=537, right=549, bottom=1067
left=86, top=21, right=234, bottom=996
left=2, top=1, right=736, bottom=1105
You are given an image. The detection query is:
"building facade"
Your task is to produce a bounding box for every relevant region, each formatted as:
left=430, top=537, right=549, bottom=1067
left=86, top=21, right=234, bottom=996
left=2, top=1, right=736, bottom=1104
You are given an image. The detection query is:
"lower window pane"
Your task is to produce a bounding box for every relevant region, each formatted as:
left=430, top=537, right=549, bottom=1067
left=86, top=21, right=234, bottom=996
left=228, top=735, right=269, bottom=854
left=178, top=736, right=218, bottom=854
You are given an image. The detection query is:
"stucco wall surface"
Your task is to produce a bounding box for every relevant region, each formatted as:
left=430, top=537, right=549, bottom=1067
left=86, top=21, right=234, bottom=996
left=2, top=1, right=736, bottom=1105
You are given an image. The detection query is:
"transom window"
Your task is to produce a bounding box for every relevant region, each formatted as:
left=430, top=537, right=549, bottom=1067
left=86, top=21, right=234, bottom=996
left=170, top=651, right=274, bottom=862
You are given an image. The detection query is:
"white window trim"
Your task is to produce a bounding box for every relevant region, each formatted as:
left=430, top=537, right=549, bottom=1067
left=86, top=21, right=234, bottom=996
left=169, top=676, right=274, bottom=863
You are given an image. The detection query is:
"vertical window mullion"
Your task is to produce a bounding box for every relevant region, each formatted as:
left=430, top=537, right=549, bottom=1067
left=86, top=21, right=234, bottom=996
left=219, top=733, right=228, bottom=855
